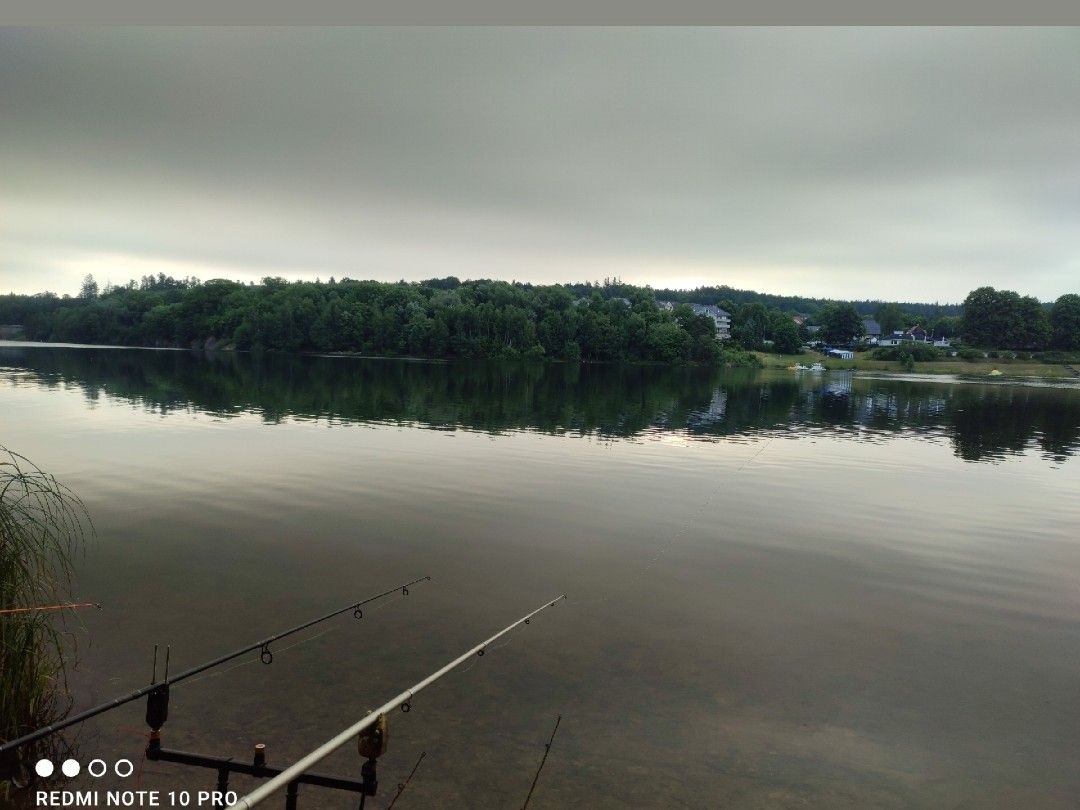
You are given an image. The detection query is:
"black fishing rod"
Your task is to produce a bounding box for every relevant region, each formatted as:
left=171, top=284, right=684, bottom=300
left=0, top=576, right=430, bottom=755
left=521, top=714, right=561, bottom=810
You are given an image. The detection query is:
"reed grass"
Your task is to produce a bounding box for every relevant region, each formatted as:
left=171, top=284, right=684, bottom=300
left=0, top=448, right=91, bottom=794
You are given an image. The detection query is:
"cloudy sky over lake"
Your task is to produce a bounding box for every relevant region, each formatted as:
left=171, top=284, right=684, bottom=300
left=2, top=27, right=1078, bottom=302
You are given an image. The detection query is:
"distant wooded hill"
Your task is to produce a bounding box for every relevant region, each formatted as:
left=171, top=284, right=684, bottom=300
left=11, top=274, right=1075, bottom=359
left=604, top=282, right=962, bottom=317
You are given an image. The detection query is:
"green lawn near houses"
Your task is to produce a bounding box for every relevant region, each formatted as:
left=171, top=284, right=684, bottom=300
left=752, top=350, right=1080, bottom=379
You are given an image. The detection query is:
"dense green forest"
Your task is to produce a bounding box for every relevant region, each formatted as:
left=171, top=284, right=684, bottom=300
left=2, top=275, right=1077, bottom=357
left=961, top=287, right=1080, bottom=351
left=0, top=276, right=743, bottom=363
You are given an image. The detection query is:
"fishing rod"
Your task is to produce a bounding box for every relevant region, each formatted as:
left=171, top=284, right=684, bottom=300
left=0, top=576, right=430, bottom=755
left=521, top=714, right=561, bottom=810
left=0, top=601, right=101, bottom=616
left=227, top=594, right=567, bottom=810
left=385, top=751, right=426, bottom=810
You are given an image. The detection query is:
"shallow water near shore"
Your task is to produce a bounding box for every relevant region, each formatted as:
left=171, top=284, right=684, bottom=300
left=3, top=343, right=1080, bottom=808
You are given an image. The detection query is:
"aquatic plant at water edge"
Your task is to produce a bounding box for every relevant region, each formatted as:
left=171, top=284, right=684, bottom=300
left=717, top=346, right=764, bottom=368
left=0, top=448, right=90, bottom=791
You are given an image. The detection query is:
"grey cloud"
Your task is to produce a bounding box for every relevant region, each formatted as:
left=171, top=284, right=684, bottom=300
left=1, top=27, right=1078, bottom=300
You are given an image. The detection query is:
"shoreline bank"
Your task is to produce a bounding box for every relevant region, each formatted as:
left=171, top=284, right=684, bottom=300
left=4, top=339, right=1078, bottom=381
left=754, top=350, right=1080, bottom=380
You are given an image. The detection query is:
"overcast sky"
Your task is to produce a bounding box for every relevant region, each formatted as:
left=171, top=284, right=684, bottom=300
left=2, top=27, right=1078, bottom=302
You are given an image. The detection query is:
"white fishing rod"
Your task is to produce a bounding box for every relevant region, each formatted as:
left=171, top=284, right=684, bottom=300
left=227, top=594, right=567, bottom=810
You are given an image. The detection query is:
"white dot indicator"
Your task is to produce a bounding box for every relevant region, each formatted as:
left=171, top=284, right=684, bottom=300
left=35, top=759, right=54, bottom=777
left=115, top=759, right=134, bottom=778
left=62, top=759, right=81, bottom=777
left=87, top=759, right=107, bottom=778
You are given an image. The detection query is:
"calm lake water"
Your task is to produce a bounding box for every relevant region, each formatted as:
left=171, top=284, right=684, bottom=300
left=3, top=343, right=1080, bottom=808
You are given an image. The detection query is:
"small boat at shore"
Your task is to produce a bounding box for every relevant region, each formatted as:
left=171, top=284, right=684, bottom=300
left=788, top=364, right=810, bottom=371
left=809, top=362, right=826, bottom=372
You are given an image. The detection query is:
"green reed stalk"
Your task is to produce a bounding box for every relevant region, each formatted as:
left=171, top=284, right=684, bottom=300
left=0, top=448, right=91, bottom=794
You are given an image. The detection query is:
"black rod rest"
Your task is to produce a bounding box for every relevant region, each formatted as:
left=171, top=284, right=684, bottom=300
left=0, top=576, right=430, bottom=755
left=144, top=686, right=377, bottom=809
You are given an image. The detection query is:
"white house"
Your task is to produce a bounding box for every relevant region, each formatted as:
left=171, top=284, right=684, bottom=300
left=826, top=348, right=854, bottom=360
left=657, top=301, right=732, bottom=340
left=689, top=304, right=732, bottom=340
left=880, top=328, right=950, bottom=348
left=878, top=331, right=904, bottom=347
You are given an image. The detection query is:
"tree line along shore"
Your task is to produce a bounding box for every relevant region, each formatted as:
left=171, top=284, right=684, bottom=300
left=1, top=276, right=1078, bottom=371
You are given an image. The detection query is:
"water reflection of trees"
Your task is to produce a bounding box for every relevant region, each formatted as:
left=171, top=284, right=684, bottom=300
left=2, top=347, right=1078, bottom=463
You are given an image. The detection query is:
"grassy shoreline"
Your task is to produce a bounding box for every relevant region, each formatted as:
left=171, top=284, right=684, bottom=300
left=753, top=350, right=1080, bottom=380
left=4, top=338, right=1078, bottom=379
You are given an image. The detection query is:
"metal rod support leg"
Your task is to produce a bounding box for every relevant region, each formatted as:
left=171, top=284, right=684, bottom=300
left=215, top=767, right=230, bottom=809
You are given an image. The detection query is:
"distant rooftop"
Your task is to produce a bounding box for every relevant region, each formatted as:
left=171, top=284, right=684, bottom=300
left=688, top=303, right=732, bottom=318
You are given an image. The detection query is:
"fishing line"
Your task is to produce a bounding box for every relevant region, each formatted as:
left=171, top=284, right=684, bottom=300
left=0, top=576, right=431, bottom=754
left=226, top=596, right=566, bottom=810
left=483, top=438, right=772, bottom=803
left=0, top=601, right=101, bottom=616
left=385, top=751, right=427, bottom=810
left=460, top=631, right=518, bottom=676
left=176, top=591, right=411, bottom=689
left=488, top=634, right=516, bottom=653
left=176, top=626, right=337, bottom=688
